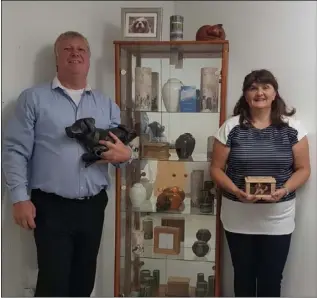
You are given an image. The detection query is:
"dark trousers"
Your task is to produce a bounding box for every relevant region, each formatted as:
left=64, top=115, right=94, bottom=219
left=225, top=230, right=292, bottom=297
left=31, top=189, right=108, bottom=297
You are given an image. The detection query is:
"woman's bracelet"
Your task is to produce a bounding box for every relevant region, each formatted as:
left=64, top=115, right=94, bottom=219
left=283, top=186, right=290, bottom=196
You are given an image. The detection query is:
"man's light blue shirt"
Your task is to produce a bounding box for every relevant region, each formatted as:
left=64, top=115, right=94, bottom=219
left=2, top=78, right=127, bottom=204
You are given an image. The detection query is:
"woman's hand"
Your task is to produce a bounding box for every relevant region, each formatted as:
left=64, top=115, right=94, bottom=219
left=261, top=188, right=288, bottom=202
left=234, top=189, right=259, bottom=203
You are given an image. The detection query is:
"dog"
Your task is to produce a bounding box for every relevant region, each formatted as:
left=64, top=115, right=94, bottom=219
left=129, top=17, right=151, bottom=34
left=65, top=117, right=137, bottom=167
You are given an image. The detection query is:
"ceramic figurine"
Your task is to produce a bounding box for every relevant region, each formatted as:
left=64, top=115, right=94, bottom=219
left=196, top=24, right=226, bottom=41
left=65, top=117, right=137, bottom=167
left=156, top=186, right=185, bottom=212
left=147, top=121, right=167, bottom=142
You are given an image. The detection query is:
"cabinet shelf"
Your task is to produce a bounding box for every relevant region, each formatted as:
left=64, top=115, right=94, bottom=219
left=121, top=244, right=216, bottom=264
left=114, top=40, right=228, bottom=59
left=120, top=109, right=219, bottom=114
left=123, top=206, right=215, bottom=217
left=130, top=284, right=197, bottom=297
left=122, top=197, right=216, bottom=217
left=137, top=153, right=211, bottom=162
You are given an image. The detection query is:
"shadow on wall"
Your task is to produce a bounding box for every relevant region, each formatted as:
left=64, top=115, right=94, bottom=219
left=2, top=43, right=55, bottom=209
left=1, top=98, right=26, bottom=296
left=1, top=44, right=55, bottom=296
left=33, top=44, right=56, bottom=85
left=94, top=23, right=121, bottom=297
left=95, top=23, right=121, bottom=97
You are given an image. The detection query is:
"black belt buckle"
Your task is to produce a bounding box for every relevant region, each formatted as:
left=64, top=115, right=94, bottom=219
left=79, top=196, right=92, bottom=200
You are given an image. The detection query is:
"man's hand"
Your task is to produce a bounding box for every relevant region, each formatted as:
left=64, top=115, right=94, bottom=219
left=98, top=132, right=132, bottom=164
left=234, top=189, right=259, bottom=203
left=13, top=200, right=36, bottom=230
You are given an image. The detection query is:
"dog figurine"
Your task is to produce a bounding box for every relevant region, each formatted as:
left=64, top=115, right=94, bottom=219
left=65, top=117, right=137, bottom=167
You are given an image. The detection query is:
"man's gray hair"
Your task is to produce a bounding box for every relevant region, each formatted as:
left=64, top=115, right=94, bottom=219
left=54, top=31, right=91, bottom=57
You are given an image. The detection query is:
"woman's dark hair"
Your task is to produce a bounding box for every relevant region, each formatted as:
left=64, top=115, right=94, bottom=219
left=233, top=69, right=296, bottom=127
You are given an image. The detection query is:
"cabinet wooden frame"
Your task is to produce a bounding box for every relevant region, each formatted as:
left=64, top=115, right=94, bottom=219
left=113, top=40, right=230, bottom=297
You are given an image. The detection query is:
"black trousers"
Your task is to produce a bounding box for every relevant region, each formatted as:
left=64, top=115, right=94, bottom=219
left=31, top=189, right=108, bottom=297
left=225, top=230, right=292, bottom=297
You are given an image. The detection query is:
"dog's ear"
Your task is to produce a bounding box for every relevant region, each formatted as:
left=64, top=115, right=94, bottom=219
left=83, top=117, right=96, bottom=132
left=85, top=117, right=95, bottom=126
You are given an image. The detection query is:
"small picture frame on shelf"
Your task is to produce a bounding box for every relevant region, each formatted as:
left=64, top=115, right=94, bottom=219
left=245, top=176, right=276, bottom=198
left=121, top=7, right=163, bottom=41
left=153, top=226, right=181, bottom=255
left=161, top=217, right=185, bottom=242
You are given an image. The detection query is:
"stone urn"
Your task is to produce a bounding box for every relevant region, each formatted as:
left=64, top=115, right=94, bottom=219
left=175, top=133, right=196, bottom=159
left=162, top=78, right=183, bottom=112
left=196, top=229, right=212, bottom=242
left=192, top=240, right=210, bottom=257
left=129, top=183, right=146, bottom=208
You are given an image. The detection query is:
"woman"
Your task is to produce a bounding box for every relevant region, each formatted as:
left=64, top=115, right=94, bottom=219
left=210, top=69, right=311, bottom=297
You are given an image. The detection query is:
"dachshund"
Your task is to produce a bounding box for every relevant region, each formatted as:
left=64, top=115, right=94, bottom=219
left=65, top=117, right=137, bottom=167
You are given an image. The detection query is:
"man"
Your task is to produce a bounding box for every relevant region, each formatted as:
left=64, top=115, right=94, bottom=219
left=2, top=31, right=132, bottom=297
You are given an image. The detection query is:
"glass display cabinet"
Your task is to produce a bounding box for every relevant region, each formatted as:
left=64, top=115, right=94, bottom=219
left=113, top=40, right=229, bottom=297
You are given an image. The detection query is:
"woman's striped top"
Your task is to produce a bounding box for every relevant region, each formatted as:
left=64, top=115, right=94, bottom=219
left=214, top=115, right=307, bottom=204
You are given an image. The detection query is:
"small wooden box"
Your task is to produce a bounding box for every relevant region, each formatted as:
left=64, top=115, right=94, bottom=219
left=141, top=142, right=170, bottom=160
left=167, top=276, right=190, bottom=297
left=245, top=176, right=276, bottom=198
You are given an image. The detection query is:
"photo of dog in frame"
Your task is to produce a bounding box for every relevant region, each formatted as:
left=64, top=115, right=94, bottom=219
left=121, top=7, right=163, bottom=41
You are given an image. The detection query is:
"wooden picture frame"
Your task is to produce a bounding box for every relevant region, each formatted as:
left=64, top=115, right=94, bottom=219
left=161, top=217, right=185, bottom=242
left=245, top=176, right=276, bottom=198
left=153, top=226, right=181, bottom=255
left=121, top=7, right=163, bottom=41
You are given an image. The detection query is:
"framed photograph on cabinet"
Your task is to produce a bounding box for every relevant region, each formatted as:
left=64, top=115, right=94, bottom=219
left=121, top=7, right=163, bottom=41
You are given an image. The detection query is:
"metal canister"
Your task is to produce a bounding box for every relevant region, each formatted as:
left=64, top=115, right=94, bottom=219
left=170, top=15, right=184, bottom=40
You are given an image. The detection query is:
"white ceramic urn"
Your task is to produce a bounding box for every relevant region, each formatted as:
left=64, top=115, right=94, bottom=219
left=162, top=78, right=183, bottom=112
left=129, top=183, right=146, bottom=208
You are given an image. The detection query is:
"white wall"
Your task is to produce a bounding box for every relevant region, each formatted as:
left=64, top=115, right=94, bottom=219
left=1, top=1, right=175, bottom=296
left=174, top=1, right=317, bottom=297
left=2, top=1, right=317, bottom=297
